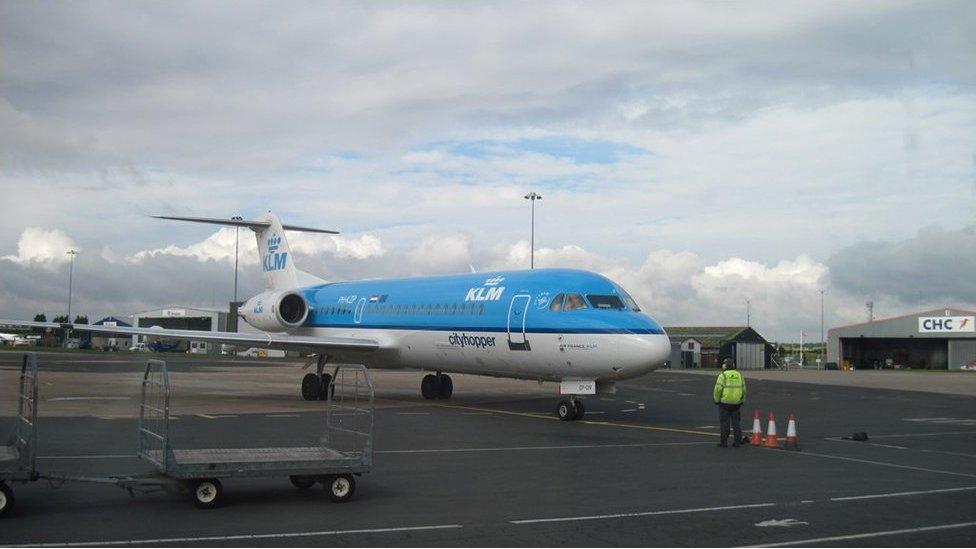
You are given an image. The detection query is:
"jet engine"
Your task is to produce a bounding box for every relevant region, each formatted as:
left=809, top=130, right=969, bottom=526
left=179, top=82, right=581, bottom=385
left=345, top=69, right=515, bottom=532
left=239, top=290, right=309, bottom=332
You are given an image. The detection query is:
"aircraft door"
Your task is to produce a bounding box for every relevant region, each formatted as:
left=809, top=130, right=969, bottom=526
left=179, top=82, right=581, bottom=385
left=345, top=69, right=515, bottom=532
left=507, top=294, right=531, bottom=351
left=354, top=297, right=367, bottom=324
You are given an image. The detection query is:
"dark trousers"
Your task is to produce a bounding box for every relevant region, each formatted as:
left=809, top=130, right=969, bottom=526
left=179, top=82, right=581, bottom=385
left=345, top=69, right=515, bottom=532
left=718, top=403, right=742, bottom=444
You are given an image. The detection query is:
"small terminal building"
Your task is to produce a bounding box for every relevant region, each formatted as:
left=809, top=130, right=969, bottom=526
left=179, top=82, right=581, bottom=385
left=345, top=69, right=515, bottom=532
left=131, top=306, right=228, bottom=354
left=827, top=307, right=976, bottom=370
left=90, top=316, right=132, bottom=350
left=665, top=326, right=772, bottom=369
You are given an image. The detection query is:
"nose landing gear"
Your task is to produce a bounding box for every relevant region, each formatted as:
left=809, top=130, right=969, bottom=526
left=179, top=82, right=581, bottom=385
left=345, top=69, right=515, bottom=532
left=421, top=372, right=453, bottom=400
left=556, top=397, right=585, bottom=421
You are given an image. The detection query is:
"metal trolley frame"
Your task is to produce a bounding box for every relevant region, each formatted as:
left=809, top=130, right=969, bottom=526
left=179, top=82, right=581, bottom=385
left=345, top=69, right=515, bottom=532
left=0, top=353, right=39, bottom=517
left=0, top=354, right=374, bottom=516
left=135, top=359, right=374, bottom=507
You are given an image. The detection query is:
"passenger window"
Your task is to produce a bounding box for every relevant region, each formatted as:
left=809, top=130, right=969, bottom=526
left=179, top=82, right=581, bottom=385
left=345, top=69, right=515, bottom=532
left=564, top=293, right=588, bottom=311
left=550, top=293, right=565, bottom=312
left=479, top=303, right=485, bottom=315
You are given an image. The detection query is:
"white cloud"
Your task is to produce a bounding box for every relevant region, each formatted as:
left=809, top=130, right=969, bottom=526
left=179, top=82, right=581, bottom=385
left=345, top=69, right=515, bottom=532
left=1, top=227, right=78, bottom=267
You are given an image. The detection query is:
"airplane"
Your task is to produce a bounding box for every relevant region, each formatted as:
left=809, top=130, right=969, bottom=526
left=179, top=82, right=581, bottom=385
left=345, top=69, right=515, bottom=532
left=0, top=212, right=671, bottom=420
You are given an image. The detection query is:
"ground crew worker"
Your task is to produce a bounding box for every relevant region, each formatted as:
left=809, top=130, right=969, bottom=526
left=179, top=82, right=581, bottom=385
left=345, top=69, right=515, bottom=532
left=713, top=357, right=747, bottom=447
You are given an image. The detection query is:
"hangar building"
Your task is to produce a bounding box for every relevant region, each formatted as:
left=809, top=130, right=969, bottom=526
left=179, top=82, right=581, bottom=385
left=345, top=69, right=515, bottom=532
left=827, top=308, right=976, bottom=370
left=665, top=326, right=772, bottom=369
left=131, top=306, right=228, bottom=354
left=90, top=316, right=132, bottom=350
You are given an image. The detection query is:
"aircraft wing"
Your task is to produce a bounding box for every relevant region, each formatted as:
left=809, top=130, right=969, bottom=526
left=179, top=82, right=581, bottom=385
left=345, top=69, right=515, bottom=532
left=0, top=320, right=379, bottom=353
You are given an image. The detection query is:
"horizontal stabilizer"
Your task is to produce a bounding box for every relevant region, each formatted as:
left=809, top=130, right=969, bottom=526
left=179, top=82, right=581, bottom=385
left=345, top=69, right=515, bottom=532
left=151, top=215, right=339, bottom=234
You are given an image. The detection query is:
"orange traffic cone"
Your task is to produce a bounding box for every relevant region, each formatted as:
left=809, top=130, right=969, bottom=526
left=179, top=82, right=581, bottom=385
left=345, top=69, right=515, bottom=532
left=750, top=409, right=763, bottom=446
left=763, top=410, right=780, bottom=448
left=785, top=413, right=800, bottom=450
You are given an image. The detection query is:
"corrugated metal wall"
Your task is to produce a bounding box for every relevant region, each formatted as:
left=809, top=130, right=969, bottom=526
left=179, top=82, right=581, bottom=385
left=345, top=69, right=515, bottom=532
left=948, top=340, right=976, bottom=370
left=735, top=342, right=765, bottom=369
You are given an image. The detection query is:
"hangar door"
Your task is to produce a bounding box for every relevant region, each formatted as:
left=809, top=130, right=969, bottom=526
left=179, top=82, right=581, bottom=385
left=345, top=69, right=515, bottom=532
left=949, top=340, right=976, bottom=370
left=735, top=343, right=765, bottom=370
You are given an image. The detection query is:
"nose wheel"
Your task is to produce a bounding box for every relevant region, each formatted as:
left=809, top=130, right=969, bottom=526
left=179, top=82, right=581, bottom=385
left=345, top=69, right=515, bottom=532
left=421, top=373, right=453, bottom=400
left=556, top=398, right=585, bottom=421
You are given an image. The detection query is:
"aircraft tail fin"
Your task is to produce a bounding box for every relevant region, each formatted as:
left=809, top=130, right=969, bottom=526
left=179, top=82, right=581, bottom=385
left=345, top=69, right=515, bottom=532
left=152, top=212, right=333, bottom=290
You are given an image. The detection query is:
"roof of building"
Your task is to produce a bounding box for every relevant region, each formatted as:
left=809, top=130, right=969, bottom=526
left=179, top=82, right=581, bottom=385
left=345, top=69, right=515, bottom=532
left=664, top=326, right=763, bottom=347
left=828, top=307, right=976, bottom=333
left=93, top=316, right=132, bottom=327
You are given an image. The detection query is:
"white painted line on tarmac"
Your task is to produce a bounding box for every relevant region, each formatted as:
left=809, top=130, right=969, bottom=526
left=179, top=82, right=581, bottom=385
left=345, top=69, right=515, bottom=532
left=264, top=414, right=300, bottom=418
left=868, top=430, right=976, bottom=438
left=195, top=413, right=238, bottom=419
left=620, top=408, right=637, bottom=412
left=48, top=397, right=131, bottom=401
left=378, top=441, right=714, bottom=455
left=745, top=520, right=976, bottom=547
left=826, top=437, right=976, bottom=458
left=830, top=485, right=976, bottom=501
left=511, top=502, right=776, bottom=524
left=38, top=454, right=137, bottom=460
left=778, top=450, right=976, bottom=479
left=9, top=524, right=464, bottom=547
left=460, top=412, right=491, bottom=415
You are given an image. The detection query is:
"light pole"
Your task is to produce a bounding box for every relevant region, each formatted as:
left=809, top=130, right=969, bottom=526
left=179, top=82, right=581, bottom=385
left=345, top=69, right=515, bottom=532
left=799, top=330, right=805, bottom=367
left=232, top=215, right=243, bottom=303
left=746, top=298, right=751, bottom=327
left=523, top=192, right=541, bottom=269
left=819, top=289, right=825, bottom=366
left=66, top=249, right=78, bottom=321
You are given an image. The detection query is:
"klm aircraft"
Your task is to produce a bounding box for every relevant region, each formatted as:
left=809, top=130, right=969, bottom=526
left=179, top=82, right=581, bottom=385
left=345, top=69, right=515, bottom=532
left=2, top=213, right=670, bottom=420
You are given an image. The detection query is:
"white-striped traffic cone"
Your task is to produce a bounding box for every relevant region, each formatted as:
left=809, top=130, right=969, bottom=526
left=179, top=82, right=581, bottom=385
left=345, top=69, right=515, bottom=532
left=750, top=409, right=763, bottom=446
left=785, top=413, right=800, bottom=450
left=763, top=410, right=780, bottom=448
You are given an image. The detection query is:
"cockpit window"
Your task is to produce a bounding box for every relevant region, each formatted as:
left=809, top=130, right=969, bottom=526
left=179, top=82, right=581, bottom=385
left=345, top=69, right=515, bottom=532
left=587, top=294, right=626, bottom=310
left=564, top=293, right=588, bottom=311
left=549, top=293, right=565, bottom=312
left=616, top=287, right=641, bottom=311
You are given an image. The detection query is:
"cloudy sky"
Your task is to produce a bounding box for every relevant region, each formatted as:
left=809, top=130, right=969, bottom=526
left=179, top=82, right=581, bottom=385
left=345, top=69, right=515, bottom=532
left=1, top=1, right=974, bottom=341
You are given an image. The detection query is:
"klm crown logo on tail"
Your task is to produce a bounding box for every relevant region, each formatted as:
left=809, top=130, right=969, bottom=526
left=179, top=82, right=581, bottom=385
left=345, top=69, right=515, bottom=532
left=263, top=233, right=288, bottom=272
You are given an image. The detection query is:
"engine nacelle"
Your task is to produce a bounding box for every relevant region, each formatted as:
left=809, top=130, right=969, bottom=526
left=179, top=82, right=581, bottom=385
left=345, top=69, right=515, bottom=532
left=239, top=290, right=309, bottom=332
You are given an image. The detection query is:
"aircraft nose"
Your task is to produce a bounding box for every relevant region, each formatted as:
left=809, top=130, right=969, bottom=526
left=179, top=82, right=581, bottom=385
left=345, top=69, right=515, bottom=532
left=617, top=333, right=671, bottom=377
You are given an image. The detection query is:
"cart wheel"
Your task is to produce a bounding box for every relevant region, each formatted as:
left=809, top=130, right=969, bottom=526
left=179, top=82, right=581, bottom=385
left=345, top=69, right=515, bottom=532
left=301, top=373, right=321, bottom=401
left=0, top=482, right=14, bottom=518
left=191, top=478, right=223, bottom=509
left=325, top=474, right=356, bottom=503
left=556, top=400, right=577, bottom=421
left=290, top=475, right=316, bottom=489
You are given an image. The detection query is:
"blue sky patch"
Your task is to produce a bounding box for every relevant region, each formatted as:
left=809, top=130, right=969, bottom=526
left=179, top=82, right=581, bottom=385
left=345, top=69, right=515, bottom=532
left=431, top=136, right=650, bottom=164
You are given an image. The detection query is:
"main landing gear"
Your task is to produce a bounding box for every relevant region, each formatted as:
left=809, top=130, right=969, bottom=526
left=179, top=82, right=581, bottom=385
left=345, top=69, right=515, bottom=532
left=301, top=354, right=334, bottom=401
left=420, top=372, right=453, bottom=400
left=556, top=397, right=585, bottom=421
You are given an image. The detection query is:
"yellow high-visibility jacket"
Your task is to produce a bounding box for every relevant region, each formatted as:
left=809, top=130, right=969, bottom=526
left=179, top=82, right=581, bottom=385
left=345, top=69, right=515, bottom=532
left=713, top=369, right=746, bottom=405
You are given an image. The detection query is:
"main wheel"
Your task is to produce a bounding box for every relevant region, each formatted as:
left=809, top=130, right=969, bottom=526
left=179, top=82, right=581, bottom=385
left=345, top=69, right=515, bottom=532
left=437, top=374, right=453, bottom=399
left=191, top=478, right=223, bottom=509
left=290, top=475, right=316, bottom=489
left=318, top=373, right=333, bottom=401
left=556, top=400, right=577, bottom=421
left=420, top=374, right=438, bottom=399
left=325, top=474, right=356, bottom=503
left=301, top=373, right=321, bottom=401
left=573, top=400, right=585, bottom=420
left=0, top=482, right=14, bottom=518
